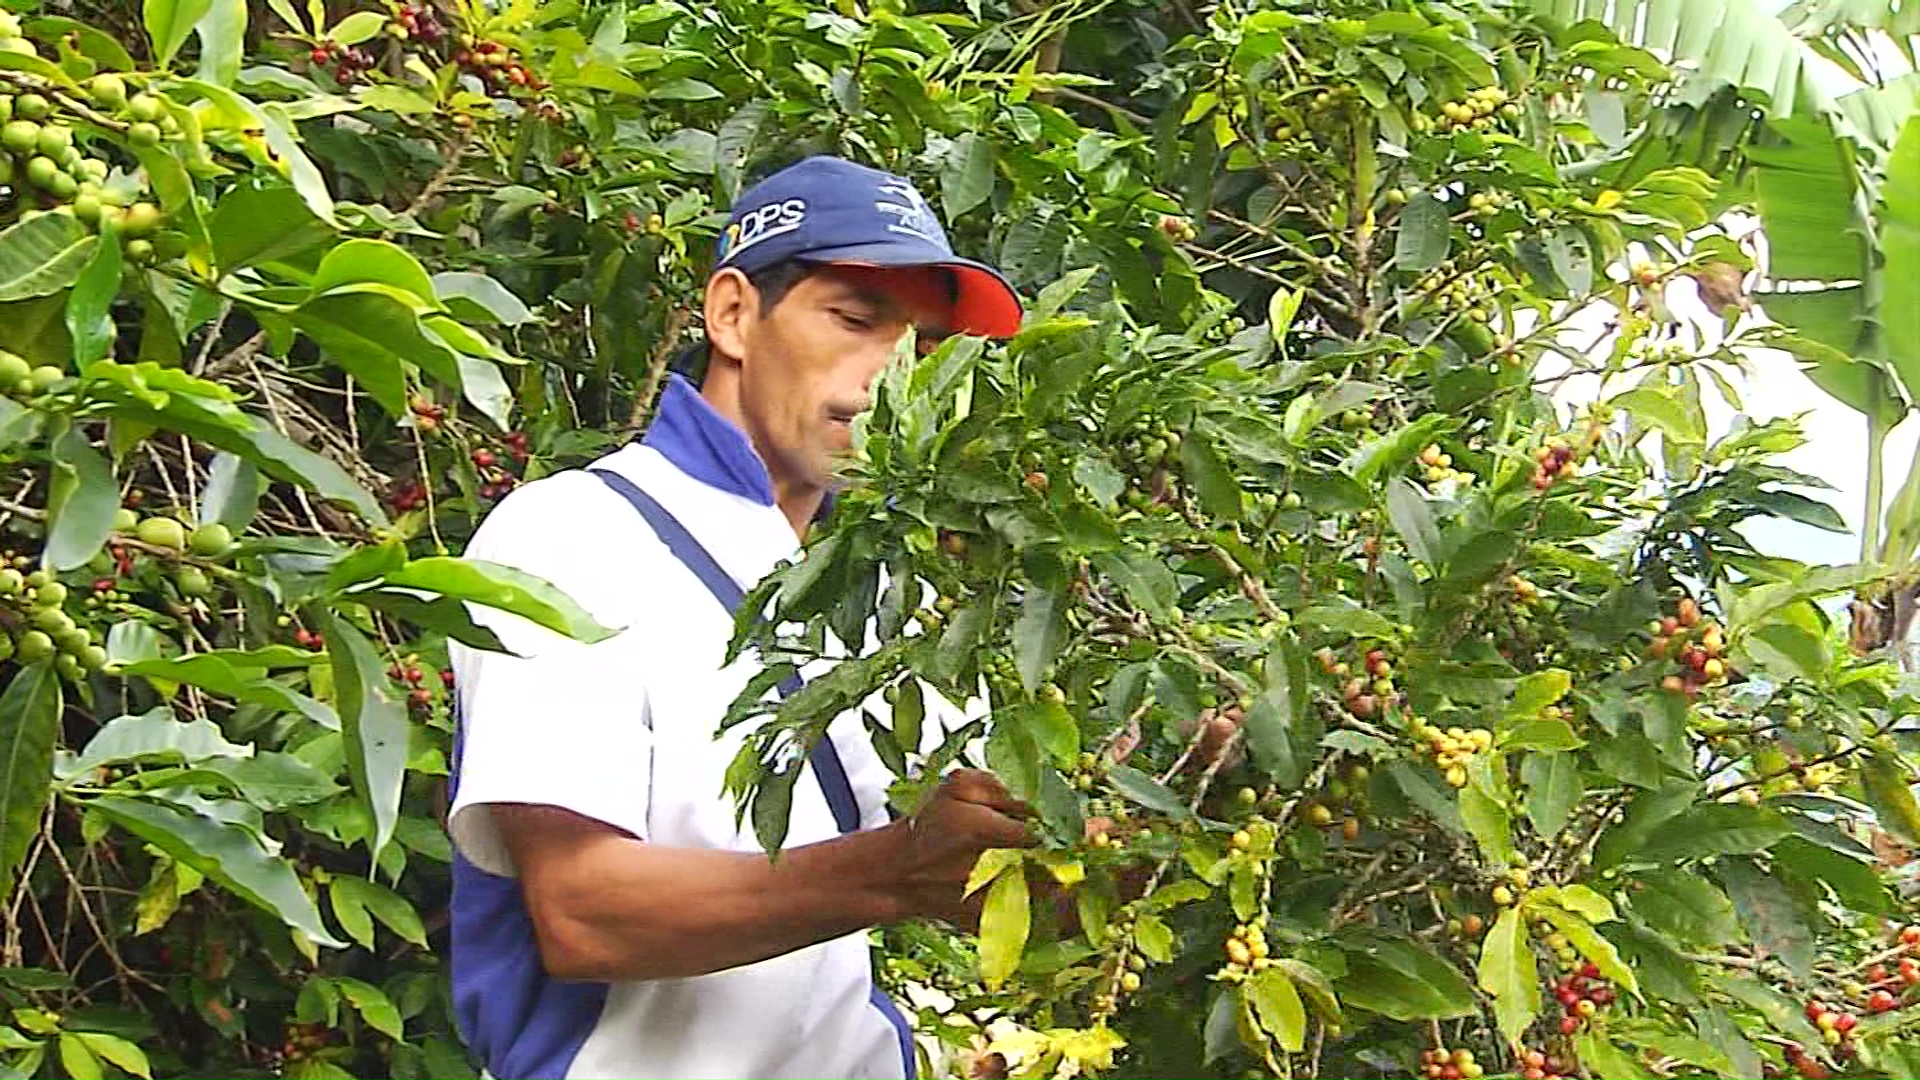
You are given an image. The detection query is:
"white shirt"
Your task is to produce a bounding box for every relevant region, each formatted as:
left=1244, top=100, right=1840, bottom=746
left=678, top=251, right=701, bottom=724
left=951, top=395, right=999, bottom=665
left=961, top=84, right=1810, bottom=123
left=446, top=411, right=927, bottom=1079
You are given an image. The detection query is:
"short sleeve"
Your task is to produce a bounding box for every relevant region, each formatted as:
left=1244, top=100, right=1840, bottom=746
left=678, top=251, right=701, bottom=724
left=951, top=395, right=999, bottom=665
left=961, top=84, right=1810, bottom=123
left=447, top=475, right=656, bottom=877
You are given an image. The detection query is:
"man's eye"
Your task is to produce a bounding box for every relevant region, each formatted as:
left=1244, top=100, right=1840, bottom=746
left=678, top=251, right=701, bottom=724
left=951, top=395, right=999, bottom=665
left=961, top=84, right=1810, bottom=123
left=833, top=309, right=874, bottom=331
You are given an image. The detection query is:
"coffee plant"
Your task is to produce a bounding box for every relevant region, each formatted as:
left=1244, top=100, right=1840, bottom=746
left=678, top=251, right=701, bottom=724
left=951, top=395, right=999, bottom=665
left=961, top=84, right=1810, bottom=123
left=0, top=0, right=1916, bottom=1077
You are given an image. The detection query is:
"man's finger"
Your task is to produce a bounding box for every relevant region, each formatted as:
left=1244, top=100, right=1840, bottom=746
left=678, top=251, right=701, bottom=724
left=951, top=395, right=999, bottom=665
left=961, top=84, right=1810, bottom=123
left=1196, top=714, right=1239, bottom=765
left=976, top=808, right=1040, bottom=849
left=945, top=769, right=1031, bottom=816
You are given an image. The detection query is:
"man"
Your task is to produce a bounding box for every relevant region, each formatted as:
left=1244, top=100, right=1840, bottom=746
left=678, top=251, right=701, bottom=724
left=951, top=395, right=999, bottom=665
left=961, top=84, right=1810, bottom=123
left=444, top=155, right=1034, bottom=1080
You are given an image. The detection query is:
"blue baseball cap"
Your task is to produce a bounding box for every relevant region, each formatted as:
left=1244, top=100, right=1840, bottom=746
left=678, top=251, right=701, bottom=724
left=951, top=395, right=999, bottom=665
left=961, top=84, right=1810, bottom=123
left=713, top=155, right=1024, bottom=338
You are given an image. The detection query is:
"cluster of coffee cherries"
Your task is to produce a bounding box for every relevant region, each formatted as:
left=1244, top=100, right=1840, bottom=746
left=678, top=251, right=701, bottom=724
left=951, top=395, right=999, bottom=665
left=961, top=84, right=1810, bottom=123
left=1801, top=999, right=1859, bottom=1061
left=1530, top=438, right=1581, bottom=491
left=1551, top=962, right=1613, bottom=1035
left=1316, top=645, right=1402, bottom=720
left=0, top=350, right=65, bottom=401
left=454, top=38, right=547, bottom=95
left=1490, top=865, right=1530, bottom=910
left=1508, top=570, right=1546, bottom=603
left=1864, top=923, right=1920, bottom=1008
left=1431, top=85, right=1519, bottom=134
left=1463, top=190, right=1512, bottom=222
left=1648, top=596, right=1728, bottom=697
left=1517, top=1048, right=1572, bottom=1080
left=1412, top=718, right=1491, bottom=788
left=308, top=40, right=377, bottom=87
left=387, top=479, right=429, bottom=514
left=1417, top=443, right=1473, bottom=487
left=1409, top=261, right=1505, bottom=329
left=267, top=1023, right=331, bottom=1073
left=1418, top=1047, right=1484, bottom=1080
left=1214, top=919, right=1272, bottom=983
left=473, top=431, right=529, bottom=500
left=1298, top=760, right=1369, bottom=841
left=1155, top=213, right=1197, bottom=243
left=4, top=72, right=172, bottom=255
left=0, top=557, right=106, bottom=678
left=1784, top=1043, right=1835, bottom=1080
left=387, top=655, right=446, bottom=712
left=389, top=2, right=444, bottom=44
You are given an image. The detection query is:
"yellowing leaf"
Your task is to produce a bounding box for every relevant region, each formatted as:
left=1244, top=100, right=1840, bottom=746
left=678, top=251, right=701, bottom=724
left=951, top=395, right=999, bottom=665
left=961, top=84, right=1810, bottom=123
left=965, top=848, right=1025, bottom=898
left=979, top=867, right=1031, bottom=990
left=1054, top=1025, right=1126, bottom=1070
left=1537, top=906, right=1638, bottom=995
left=1536, top=883, right=1618, bottom=924
left=1035, top=852, right=1085, bottom=889
left=58, top=1033, right=102, bottom=1080
left=75, top=1033, right=151, bottom=1079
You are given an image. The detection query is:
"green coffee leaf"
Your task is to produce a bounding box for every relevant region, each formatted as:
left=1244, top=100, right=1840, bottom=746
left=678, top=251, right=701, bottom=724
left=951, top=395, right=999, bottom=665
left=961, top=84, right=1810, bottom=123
left=1248, top=966, right=1306, bottom=1051
left=86, top=795, right=342, bottom=947
left=1394, top=191, right=1449, bottom=270
left=333, top=976, right=404, bottom=1040
left=1720, top=857, right=1815, bottom=978
left=317, top=613, right=410, bottom=862
left=1639, top=803, right=1791, bottom=862
left=145, top=0, right=215, bottom=65
left=369, top=557, right=620, bottom=643
left=58, top=1033, right=103, bottom=1080
left=1333, top=931, right=1475, bottom=1020
left=1861, top=750, right=1920, bottom=847
left=0, top=663, right=61, bottom=898
left=1520, top=752, right=1582, bottom=839
left=0, top=204, right=95, bottom=302
left=1478, top=907, right=1538, bottom=1044
left=44, top=426, right=118, bottom=572
left=1134, top=913, right=1174, bottom=963
left=75, top=1032, right=151, bottom=1078
left=1013, top=581, right=1068, bottom=696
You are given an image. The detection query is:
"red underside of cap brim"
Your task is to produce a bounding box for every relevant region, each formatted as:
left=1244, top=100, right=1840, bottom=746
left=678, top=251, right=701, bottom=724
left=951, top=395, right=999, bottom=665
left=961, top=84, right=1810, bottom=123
left=800, top=256, right=1025, bottom=339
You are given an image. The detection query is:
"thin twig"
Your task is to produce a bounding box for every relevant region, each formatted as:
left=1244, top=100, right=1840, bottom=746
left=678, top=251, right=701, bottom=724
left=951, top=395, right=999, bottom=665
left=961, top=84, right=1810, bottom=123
left=626, top=307, right=691, bottom=434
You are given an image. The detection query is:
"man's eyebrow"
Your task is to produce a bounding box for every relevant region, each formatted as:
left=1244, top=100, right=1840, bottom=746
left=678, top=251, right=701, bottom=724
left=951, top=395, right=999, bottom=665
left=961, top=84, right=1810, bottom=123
left=833, top=284, right=905, bottom=318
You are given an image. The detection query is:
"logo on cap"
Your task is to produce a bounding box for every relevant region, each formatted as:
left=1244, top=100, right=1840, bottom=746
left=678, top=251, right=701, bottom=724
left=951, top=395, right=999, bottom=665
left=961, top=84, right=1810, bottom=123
left=874, top=179, right=942, bottom=245
left=718, top=197, right=808, bottom=265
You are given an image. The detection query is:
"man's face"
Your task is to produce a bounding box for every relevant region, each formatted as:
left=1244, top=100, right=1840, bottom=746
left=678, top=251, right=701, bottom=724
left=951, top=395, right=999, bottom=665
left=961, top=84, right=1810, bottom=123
left=732, top=263, right=952, bottom=490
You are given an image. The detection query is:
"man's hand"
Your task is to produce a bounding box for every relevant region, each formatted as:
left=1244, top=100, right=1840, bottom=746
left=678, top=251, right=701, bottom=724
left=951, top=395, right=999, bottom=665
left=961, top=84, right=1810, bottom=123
left=888, top=769, right=1036, bottom=925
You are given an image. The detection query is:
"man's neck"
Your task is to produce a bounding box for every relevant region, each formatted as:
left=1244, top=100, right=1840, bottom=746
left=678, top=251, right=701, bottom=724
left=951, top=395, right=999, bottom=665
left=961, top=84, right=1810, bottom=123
left=698, top=374, right=822, bottom=541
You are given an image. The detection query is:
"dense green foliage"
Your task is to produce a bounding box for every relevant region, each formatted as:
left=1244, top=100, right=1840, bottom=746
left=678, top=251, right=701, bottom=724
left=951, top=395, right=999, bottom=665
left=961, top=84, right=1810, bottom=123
left=0, top=0, right=1917, bottom=1078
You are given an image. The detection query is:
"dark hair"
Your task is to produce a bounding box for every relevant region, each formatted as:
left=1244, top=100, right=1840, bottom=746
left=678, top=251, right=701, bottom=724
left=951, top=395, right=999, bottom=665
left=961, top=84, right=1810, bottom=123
left=744, top=259, right=817, bottom=316
left=672, top=259, right=817, bottom=385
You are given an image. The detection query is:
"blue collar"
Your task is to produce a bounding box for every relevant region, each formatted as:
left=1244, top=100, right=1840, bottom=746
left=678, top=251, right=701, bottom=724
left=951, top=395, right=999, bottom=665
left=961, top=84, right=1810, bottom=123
left=641, top=374, right=777, bottom=506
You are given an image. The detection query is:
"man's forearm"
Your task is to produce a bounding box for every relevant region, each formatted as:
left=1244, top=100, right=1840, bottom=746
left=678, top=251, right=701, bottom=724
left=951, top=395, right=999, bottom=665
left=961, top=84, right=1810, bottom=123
left=518, top=818, right=918, bottom=982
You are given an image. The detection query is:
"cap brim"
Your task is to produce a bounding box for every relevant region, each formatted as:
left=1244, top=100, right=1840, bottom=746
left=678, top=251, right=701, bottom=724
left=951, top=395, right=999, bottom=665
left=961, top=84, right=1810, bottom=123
left=795, top=243, right=1025, bottom=339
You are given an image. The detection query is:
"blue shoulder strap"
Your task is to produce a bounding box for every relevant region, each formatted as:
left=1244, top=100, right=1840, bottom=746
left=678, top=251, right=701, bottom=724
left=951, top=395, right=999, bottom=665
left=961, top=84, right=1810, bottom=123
left=589, top=468, right=863, bottom=836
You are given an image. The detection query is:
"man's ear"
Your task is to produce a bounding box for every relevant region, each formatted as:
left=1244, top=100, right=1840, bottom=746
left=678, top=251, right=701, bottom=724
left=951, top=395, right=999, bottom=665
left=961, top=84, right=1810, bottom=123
left=704, top=268, right=755, bottom=366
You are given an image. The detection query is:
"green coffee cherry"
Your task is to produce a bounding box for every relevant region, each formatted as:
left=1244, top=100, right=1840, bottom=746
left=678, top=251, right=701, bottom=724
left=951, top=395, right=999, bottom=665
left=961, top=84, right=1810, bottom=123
left=135, top=517, right=186, bottom=550
left=0, top=119, right=35, bottom=154
left=188, top=523, right=233, bottom=557
left=89, top=74, right=128, bottom=109
left=16, top=630, right=54, bottom=663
